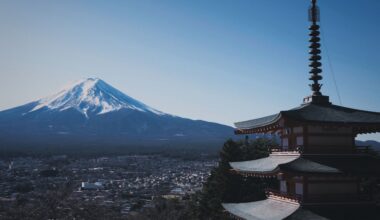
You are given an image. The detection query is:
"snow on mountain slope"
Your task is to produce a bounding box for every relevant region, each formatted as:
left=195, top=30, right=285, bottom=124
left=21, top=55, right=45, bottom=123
left=29, top=78, right=166, bottom=118
left=0, top=77, right=234, bottom=149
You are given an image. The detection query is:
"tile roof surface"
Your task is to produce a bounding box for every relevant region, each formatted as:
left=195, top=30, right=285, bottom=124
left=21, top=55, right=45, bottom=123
left=235, top=103, right=380, bottom=130
left=222, top=198, right=300, bottom=220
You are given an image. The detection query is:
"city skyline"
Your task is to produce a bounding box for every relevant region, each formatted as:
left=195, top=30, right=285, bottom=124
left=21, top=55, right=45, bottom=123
left=1, top=0, right=379, bottom=141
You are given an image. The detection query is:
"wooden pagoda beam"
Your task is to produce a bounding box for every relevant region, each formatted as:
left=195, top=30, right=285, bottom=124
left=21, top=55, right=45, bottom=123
left=235, top=123, right=281, bottom=135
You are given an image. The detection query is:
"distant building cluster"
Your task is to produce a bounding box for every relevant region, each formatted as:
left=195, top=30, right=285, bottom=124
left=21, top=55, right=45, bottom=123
left=0, top=155, right=216, bottom=217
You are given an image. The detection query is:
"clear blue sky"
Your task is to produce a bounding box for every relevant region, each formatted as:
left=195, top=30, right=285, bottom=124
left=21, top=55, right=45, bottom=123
left=0, top=0, right=379, bottom=141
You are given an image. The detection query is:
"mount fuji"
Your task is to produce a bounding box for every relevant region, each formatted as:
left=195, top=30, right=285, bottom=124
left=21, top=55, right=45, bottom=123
left=0, top=78, right=233, bottom=151
left=29, top=78, right=167, bottom=118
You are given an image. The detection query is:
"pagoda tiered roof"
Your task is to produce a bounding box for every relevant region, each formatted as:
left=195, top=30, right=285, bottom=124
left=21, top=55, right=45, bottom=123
left=229, top=153, right=300, bottom=177
left=235, top=103, right=380, bottom=134
left=280, top=154, right=380, bottom=176
left=222, top=196, right=300, bottom=220
left=230, top=154, right=380, bottom=177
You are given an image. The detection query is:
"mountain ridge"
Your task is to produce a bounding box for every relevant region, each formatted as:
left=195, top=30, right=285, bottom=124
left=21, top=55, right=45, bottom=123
left=356, top=140, right=380, bottom=152
left=0, top=78, right=233, bottom=152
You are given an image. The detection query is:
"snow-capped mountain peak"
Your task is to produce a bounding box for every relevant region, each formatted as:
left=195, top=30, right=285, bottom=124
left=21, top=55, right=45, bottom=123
left=30, top=78, right=165, bottom=118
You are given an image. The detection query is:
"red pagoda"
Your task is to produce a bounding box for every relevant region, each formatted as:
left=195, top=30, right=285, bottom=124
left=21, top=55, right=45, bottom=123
left=222, top=1, right=380, bottom=219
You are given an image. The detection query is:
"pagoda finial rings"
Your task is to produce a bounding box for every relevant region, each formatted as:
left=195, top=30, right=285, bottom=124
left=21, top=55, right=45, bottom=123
left=309, top=68, right=322, bottom=74
left=309, top=42, right=321, bottom=48
left=309, top=24, right=320, bottom=30
left=309, top=48, right=321, bottom=54
left=310, top=31, right=320, bottom=37
left=309, top=55, right=322, bottom=61
left=309, top=62, right=322, bottom=68
left=309, top=35, right=320, bottom=40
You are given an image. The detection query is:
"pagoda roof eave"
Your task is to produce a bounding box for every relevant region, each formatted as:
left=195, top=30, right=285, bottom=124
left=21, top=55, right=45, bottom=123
left=231, top=154, right=380, bottom=177
left=234, top=103, right=380, bottom=134
left=234, top=113, right=282, bottom=134
left=229, top=154, right=300, bottom=175
left=222, top=197, right=300, bottom=220
left=280, top=154, right=380, bottom=176
left=230, top=168, right=280, bottom=178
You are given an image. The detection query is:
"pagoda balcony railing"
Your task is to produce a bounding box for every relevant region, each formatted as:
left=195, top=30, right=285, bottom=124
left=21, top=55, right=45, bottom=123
left=265, top=189, right=302, bottom=203
left=269, top=145, right=374, bottom=155
left=269, top=146, right=302, bottom=155
left=265, top=189, right=373, bottom=205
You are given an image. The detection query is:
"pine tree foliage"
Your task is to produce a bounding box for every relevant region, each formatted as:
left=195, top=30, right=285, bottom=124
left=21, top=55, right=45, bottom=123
left=193, top=137, right=277, bottom=219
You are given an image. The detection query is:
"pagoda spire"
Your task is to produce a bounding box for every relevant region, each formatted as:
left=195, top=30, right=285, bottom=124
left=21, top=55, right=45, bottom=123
left=308, top=0, right=322, bottom=96
left=303, top=0, right=330, bottom=104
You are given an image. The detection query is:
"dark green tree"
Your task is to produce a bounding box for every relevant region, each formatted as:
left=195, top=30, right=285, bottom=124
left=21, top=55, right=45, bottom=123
left=195, top=137, right=276, bottom=219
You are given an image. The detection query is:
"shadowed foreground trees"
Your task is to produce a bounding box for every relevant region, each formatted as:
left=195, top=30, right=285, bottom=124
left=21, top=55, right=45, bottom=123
left=194, top=138, right=276, bottom=219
